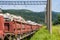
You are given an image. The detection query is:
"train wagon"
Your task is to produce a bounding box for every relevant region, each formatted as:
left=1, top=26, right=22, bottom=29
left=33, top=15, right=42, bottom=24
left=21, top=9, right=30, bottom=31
left=24, top=23, right=32, bottom=33
left=20, top=23, right=27, bottom=35
left=0, top=14, right=4, bottom=40
left=4, top=22, right=10, bottom=33
left=31, top=25, right=37, bottom=31
left=0, top=12, right=42, bottom=40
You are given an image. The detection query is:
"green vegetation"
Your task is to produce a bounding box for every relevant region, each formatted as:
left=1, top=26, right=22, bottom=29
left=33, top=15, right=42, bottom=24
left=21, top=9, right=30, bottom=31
left=30, top=25, right=60, bottom=40
left=2, top=9, right=58, bottom=24
left=53, top=13, right=60, bottom=25
left=57, top=14, right=60, bottom=24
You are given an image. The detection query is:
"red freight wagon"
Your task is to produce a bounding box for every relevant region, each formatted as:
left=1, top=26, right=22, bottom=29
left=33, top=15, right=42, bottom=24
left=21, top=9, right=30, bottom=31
left=14, top=21, right=21, bottom=34
left=32, top=25, right=37, bottom=31
left=19, top=22, right=22, bottom=35
left=9, top=21, right=16, bottom=34
left=20, top=23, right=26, bottom=34
left=4, top=22, right=10, bottom=33
left=4, top=17, right=12, bottom=33
left=0, top=11, right=42, bottom=40
left=34, top=25, right=40, bottom=30
left=25, top=23, right=32, bottom=33
left=0, top=14, right=4, bottom=40
left=8, top=21, right=21, bottom=35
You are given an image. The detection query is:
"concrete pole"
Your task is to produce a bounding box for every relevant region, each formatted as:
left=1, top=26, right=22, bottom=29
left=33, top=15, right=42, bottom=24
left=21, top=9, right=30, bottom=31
left=45, top=4, right=47, bottom=24
left=47, top=0, right=52, bottom=34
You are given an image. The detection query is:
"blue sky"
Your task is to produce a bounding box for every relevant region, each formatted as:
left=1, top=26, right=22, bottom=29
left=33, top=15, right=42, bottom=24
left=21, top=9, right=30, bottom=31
left=0, top=0, right=60, bottom=12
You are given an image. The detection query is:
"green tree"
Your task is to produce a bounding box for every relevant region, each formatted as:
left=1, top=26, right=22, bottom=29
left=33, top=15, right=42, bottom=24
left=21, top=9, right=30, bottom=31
left=57, top=14, right=60, bottom=24
left=53, top=14, right=60, bottom=25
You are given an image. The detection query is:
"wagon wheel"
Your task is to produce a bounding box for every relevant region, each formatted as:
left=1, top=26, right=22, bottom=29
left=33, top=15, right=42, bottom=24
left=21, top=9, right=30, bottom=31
left=5, top=35, right=20, bottom=40
left=12, top=35, right=20, bottom=40
left=8, top=35, right=12, bottom=40
left=4, top=35, right=10, bottom=40
left=4, top=35, right=13, bottom=40
left=8, top=35, right=17, bottom=40
left=12, top=36, right=17, bottom=40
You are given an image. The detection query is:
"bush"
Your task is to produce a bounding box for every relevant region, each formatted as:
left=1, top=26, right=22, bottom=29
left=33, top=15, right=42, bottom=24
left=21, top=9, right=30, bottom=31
left=30, top=25, right=60, bottom=40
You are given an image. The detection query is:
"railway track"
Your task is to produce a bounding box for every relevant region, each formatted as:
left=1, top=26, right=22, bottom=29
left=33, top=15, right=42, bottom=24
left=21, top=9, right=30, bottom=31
left=8, top=31, right=36, bottom=40
left=20, top=31, right=36, bottom=40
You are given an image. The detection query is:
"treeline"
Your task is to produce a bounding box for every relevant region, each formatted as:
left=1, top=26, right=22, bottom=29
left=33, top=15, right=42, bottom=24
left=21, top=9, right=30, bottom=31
left=53, top=13, right=60, bottom=25
left=2, top=9, right=58, bottom=24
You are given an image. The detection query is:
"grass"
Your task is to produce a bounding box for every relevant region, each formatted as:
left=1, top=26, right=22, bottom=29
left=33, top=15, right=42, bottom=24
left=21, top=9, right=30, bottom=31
left=30, top=25, right=60, bottom=40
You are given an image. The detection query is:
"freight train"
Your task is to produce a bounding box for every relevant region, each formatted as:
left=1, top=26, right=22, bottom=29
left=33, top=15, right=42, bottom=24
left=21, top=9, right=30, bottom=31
left=0, top=12, right=42, bottom=40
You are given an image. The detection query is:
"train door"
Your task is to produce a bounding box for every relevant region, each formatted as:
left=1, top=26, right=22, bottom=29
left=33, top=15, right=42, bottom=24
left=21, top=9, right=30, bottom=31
left=4, top=23, right=10, bottom=32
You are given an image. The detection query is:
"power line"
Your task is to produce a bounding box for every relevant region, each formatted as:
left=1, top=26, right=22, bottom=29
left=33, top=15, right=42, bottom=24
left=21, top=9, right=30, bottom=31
left=0, top=1, right=47, bottom=5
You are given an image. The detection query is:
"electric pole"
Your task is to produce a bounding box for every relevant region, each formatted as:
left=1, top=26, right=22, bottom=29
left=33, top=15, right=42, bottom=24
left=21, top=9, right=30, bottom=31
left=47, top=0, right=52, bottom=34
